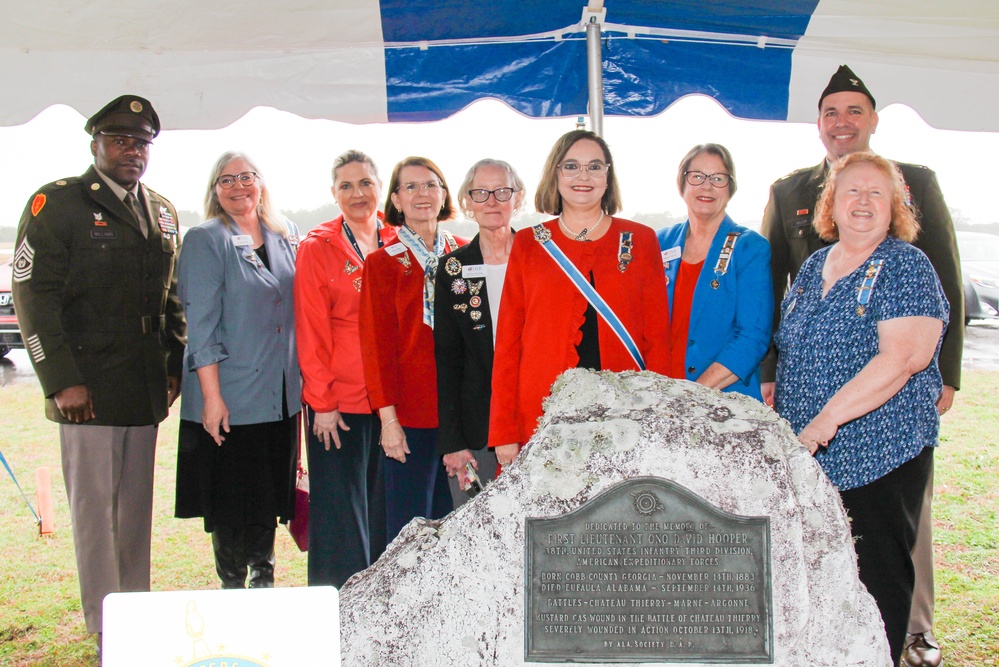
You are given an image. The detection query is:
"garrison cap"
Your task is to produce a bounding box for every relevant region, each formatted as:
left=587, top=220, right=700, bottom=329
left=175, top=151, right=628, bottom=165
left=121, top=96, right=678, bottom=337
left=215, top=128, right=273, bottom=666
left=818, top=65, right=876, bottom=110
left=85, top=95, right=160, bottom=141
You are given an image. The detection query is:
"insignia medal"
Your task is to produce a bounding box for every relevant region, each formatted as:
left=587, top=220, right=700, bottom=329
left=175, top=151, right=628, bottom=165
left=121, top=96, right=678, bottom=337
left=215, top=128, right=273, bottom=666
left=532, top=224, right=552, bottom=244
left=398, top=253, right=411, bottom=272
left=470, top=310, right=482, bottom=322
left=445, top=256, right=462, bottom=276
left=94, top=212, right=107, bottom=227
left=453, top=303, right=468, bottom=313
left=353, top=277, right=363, bottom=292
left=855, top=259, right=884, bottom=316
left=345, top=260, right=360, bottom=275
left=617, top=231, right=634, bottom=272
left=710, top=232, right=740, bottom=290
left=470, top=296, right=481, bottom=308
left=451, top=278, right=467, bottom=295
left=468, top=280, right=483, bottom=296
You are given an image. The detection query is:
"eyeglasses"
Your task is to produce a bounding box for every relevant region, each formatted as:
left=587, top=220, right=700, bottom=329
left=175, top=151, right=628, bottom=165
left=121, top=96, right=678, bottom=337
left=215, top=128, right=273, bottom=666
left=397, top=181, right=443, bottom=195
left=684, top=171, right=731, bottom=188
left=467, top=187, right=517, bottom=203
left=558, top=161, right=611, bottom=179
left=216, top=172, right=258, bottom=189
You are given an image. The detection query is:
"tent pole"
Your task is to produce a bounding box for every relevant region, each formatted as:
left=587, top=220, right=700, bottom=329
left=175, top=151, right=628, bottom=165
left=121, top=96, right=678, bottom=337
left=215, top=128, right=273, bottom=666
left=584, top=3, right=605, bottom=137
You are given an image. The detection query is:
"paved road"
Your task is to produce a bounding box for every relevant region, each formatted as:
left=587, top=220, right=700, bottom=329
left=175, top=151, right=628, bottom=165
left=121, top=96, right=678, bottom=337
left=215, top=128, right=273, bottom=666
left=5, top=321, right=999, bottom=388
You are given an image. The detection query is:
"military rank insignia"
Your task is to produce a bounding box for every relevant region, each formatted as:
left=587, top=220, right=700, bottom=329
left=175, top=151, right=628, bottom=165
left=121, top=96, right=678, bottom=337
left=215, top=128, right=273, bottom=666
left=12, top=238, right=34, bottom=283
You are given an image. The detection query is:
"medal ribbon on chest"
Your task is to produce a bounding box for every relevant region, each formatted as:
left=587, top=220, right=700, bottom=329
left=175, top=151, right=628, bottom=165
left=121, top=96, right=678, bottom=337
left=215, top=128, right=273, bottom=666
left=855, top=258, right=884, bottom=315
left=617, top=231, right=634, bottom=272
left=710, top=232, right=740, bottom=289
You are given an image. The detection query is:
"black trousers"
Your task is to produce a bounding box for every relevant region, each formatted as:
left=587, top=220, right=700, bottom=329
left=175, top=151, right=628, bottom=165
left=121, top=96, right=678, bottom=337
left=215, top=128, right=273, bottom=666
left=305, top=409, right=386, bottom=588
left=839, top=446, right=932, bottom=665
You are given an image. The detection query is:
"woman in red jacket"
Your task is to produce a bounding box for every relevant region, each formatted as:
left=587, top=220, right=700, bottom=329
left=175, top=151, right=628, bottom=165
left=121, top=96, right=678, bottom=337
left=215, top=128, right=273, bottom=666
left=294, top=150, right=396, bottom=587
left=489, top=131, right=671, bottom=465
left=359, top=156, right=463, bottom=542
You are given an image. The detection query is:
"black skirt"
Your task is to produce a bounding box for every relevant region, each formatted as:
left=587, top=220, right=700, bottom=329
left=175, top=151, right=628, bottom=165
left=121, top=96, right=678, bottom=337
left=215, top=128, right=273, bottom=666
left=175, top=415, right=299, bottom=533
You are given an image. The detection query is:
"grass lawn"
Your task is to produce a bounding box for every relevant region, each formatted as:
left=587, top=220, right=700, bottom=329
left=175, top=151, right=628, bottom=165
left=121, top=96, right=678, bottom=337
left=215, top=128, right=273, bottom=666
left=1, top=372, right=997, bottom=666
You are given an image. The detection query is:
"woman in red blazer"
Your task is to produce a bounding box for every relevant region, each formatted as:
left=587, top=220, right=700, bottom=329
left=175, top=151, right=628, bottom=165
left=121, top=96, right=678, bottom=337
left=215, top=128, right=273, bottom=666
left=359, top=156, right=463, bottom=542
left=295, top=150, right=396, bottom=587
left=489, top=131, right=671, bottom=465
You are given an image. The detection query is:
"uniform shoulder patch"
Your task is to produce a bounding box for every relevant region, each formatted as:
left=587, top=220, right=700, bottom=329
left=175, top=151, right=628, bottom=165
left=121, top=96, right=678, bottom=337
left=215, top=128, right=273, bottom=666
left=12, top=237, right=35, bottom=282
left=31, top=194, right=46, bottom=216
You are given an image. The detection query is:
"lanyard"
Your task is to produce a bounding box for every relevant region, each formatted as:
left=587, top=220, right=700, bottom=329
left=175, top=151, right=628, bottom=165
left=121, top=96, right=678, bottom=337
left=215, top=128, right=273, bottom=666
left=341, top=219, right=383, bottom=261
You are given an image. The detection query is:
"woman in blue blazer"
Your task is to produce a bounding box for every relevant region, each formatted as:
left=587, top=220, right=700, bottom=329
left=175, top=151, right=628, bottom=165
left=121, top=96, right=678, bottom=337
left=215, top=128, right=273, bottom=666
left=657, top=144, right=773, bottom=400
left=175, top=152, right=301, bottom=588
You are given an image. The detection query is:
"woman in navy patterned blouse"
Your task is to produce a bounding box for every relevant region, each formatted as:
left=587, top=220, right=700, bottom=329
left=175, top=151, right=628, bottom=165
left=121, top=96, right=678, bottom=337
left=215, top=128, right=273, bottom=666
left=774, top=152, right=948, bottom=664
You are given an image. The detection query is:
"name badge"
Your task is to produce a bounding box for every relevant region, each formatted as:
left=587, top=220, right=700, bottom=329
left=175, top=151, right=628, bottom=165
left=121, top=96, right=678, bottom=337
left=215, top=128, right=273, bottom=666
left=462, top=264, right=486, bottom=278
left=232, top=234, right=253, bottom=247
left=385, top=242, right=407, bottom=257
left=661, top=246, right=681, bottom=262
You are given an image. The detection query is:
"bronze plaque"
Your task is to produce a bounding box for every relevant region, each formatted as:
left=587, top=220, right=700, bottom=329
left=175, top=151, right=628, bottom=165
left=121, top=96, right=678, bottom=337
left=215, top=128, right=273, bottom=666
left=525, top=477, right=772, bottom=663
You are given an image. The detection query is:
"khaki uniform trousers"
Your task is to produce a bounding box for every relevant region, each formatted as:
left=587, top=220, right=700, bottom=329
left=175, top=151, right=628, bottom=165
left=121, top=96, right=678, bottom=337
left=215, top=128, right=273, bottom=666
left=60, top=423, right=157, bottom=634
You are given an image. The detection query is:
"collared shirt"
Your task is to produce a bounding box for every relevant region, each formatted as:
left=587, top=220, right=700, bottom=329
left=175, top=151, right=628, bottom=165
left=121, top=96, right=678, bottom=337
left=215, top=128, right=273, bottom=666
left=774, top=236, right=948, bottom=490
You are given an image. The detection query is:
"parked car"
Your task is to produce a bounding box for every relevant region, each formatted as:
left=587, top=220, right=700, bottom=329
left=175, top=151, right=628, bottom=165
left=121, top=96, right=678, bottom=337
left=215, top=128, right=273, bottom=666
left=957, top=230, right=999, bottom=326
left=0, top=260, right=23, bottom=358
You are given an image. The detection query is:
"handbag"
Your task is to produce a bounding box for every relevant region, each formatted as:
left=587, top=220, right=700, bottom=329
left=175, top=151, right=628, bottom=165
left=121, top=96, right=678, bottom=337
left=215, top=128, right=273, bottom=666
left=288, top=465, right=309, bottom=551
left=287, top=418, right=309, bottom=552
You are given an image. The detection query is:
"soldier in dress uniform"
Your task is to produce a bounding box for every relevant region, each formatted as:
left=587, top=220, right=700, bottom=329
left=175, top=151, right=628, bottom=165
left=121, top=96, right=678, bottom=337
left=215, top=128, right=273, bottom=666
left=760, top=66, right=961, bottom=667
left=10, top=94, right=186, bottom=656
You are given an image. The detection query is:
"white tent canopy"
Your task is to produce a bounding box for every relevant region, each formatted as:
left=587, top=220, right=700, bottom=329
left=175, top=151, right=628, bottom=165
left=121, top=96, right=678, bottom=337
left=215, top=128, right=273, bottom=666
left=3, top=0, right=998, bottom=130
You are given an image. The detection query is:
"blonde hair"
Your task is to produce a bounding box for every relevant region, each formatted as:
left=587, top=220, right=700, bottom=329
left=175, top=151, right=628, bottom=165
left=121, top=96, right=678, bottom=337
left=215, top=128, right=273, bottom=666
left=813, top=152, right=919, bottom=243
left=204, top=151, right=285, bottom=236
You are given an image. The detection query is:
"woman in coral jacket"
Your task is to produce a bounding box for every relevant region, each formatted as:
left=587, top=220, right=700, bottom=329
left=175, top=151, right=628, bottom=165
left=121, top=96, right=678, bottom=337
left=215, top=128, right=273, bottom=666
left=359, top=156, right=464, bottom=542
left=656, top=144, right=773, bottom=401
left=488, top=130, right=671, bottom=466
left=294, top=150, right=396, bottom=587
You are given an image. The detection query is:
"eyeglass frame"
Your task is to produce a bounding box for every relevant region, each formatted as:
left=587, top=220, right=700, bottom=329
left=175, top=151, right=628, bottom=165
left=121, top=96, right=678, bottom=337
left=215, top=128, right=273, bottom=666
left=216, top=171, right=258, bottom=189
left=684, top=170, right=731, bottom=188
left=557, top=161, right=611, bottom=179
left=396, top=180, right=444, bottom=195
left=467, top=187, right=518, bottom=203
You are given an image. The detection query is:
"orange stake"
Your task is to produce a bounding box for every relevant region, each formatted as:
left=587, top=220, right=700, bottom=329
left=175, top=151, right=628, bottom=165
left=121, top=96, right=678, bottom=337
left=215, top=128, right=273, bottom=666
left=35, top=467, right=55, bottom=535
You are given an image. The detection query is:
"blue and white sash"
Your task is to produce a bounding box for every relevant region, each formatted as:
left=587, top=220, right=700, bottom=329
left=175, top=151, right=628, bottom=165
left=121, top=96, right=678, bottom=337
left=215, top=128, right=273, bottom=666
left=533, top=224, right=645, bottom=370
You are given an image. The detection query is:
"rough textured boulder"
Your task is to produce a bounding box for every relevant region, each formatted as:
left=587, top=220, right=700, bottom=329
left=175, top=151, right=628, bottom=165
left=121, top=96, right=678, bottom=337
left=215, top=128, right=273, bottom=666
left=340, top=369, right=891, bottom=666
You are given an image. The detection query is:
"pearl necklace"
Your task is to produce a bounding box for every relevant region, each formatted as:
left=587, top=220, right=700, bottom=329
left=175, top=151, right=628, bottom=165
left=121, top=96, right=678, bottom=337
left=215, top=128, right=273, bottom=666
left=559, top=212, right=605, bottom=241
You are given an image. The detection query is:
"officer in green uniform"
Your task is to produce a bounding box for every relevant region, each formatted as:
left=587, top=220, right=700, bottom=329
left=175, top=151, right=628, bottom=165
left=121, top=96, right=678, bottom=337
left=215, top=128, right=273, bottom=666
left=760, top=66, right=960, bottom=667
left=10, top=95, right=186, bottom=656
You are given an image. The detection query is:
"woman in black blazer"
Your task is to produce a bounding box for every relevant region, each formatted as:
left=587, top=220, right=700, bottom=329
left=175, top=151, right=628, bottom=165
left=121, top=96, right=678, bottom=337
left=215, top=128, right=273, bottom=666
left=433, top=159, right=525, bottom=507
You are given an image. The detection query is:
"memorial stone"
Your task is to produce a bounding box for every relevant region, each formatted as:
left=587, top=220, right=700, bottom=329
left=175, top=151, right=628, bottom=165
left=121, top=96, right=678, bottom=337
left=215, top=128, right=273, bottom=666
left=340, top=369, right=892, bottom=666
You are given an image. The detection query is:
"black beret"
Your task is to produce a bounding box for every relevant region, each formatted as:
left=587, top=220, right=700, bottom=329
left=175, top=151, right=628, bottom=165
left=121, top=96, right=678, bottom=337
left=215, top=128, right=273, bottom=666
left=818, top=65, right=876, bottom=110
left=85, top=95, right=160, bottom=141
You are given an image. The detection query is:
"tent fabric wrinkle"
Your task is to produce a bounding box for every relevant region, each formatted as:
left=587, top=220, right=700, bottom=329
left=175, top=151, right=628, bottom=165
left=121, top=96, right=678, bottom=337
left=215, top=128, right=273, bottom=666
left=1, top=0, right=997, bottom=131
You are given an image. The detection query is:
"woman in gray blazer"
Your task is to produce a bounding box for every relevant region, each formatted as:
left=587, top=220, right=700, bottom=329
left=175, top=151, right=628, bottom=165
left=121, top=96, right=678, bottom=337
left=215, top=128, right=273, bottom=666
left=175, top=152, right=301, bottom=588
